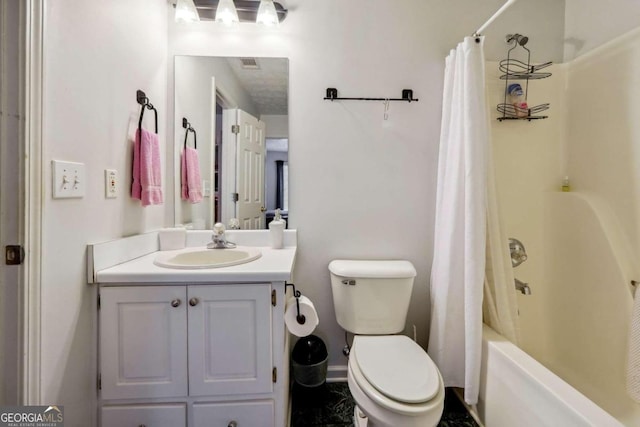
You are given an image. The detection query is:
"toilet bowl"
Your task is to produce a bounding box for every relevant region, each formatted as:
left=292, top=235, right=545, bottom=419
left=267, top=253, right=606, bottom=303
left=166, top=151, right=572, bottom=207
left=347, top=335, right=444, bottom=427
left=328, top=260, right=445, bottom=427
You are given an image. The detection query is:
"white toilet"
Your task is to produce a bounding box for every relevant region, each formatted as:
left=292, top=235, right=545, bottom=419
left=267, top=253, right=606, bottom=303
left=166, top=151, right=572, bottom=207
left=329, top=260, right=445, bottom=427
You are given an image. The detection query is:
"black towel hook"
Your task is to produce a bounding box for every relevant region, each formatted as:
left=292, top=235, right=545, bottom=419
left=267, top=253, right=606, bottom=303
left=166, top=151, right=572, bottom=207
left=182, top=117, right=197, bottom=150
left=136, top=89, right=158, bottom=134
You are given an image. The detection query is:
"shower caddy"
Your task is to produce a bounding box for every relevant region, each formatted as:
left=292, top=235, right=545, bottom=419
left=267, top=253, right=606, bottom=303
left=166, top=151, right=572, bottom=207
left=497, top=33, right=551, bottom=121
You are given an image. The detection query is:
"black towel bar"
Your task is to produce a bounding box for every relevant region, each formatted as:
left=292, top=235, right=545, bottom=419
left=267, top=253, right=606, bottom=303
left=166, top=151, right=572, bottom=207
left=324, top=87, right=419, bottom=102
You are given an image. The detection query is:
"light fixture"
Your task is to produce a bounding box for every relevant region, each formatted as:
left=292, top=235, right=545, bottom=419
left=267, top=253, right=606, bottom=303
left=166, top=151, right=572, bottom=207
left=175, top=0, right=200, bottom=22
left=187, top=1, right=287, bottom=24
left=256, top=0, right=279, bottom=26
left=215, top=0, right=240, bottom=24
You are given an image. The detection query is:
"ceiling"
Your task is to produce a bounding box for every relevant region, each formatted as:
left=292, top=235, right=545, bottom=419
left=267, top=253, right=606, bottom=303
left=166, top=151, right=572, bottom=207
left=225, top=57, right=289, bottom=116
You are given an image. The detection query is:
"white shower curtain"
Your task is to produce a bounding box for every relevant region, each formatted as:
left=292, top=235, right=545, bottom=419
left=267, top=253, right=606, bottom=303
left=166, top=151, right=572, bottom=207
left=484, top=153, right=521, bottom=345
left=428, top=36, right=519, bottom=405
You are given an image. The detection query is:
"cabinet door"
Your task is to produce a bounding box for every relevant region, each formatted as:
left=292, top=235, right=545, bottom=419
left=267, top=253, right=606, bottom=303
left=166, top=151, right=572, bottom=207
left=193, top=401, right=274, bottom=427
left=100, top=286, right=188, bottom=400
left=101, top=404, right=186, bottom=427
left=188, top=284, right=273, bottom=396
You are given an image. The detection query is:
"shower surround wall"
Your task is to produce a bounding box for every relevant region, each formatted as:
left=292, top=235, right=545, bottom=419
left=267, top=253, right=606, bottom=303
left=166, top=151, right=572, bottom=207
left=488, top=62, right=567, bottom=360
left=490, top=25, right=640, bottom=424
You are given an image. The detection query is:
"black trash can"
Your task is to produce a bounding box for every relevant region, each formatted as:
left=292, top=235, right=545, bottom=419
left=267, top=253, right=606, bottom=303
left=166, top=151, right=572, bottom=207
left=291, top=335, right=328, bottom=388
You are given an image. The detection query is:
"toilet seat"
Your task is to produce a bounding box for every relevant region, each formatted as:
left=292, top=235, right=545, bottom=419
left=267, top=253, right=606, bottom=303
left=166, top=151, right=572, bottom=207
left=349, top=335, right=444, bottom=416
left=352, top=335, right=440, bottom=404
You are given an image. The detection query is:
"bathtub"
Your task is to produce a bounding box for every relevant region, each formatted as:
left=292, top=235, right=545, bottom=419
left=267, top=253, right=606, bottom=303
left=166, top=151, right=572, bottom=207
left=478, top=325, right=624, bottom=427
left=477, top=192, right=640, bottom=426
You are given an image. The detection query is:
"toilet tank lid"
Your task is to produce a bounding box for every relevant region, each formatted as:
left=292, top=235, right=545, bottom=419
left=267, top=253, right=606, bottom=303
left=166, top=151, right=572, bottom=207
left=328, top=260, right=416, bottom=279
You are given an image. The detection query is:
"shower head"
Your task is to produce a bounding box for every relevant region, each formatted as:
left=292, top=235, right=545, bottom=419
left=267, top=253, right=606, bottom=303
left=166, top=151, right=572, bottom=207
left=506, top=33, right=529, bottom=46
left=509, top=238, right=528, bottom=268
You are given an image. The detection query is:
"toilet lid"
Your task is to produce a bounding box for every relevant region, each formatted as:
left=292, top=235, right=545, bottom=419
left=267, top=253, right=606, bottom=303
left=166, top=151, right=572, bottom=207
left=353, top=335, right=440, bottom=404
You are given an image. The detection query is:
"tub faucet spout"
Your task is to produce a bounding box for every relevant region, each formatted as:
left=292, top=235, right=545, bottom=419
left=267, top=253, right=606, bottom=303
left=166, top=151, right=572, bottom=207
left=515, top=278, right=532, bottom=295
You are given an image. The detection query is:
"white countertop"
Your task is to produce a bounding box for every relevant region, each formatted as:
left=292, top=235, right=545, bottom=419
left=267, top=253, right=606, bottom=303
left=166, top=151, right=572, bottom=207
left=96, top=246, right=296, bottom=283
left=89, top=230, right=297, bottom=284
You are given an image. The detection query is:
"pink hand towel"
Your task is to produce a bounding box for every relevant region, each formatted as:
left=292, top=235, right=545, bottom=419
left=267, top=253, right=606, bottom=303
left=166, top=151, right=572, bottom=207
left=182, top=147, right=203, bottom=204
left=181, top=150, right=189, bottom=200
left=131, top=130, right=142, bottom=200
left=132, top=127, right=163, bottom=206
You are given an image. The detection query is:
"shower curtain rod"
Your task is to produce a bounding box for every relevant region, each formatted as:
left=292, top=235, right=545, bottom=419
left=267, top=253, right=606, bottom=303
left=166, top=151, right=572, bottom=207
left=473, top=0, right=519, bottom=36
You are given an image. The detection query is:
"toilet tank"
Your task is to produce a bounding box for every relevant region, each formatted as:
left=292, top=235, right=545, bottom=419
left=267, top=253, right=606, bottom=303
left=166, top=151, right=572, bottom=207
left=328, top=260, right=417, bottom=335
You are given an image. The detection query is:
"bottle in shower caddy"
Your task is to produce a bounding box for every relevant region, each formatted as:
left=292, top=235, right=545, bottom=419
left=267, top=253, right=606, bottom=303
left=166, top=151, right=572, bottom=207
left=507, top=83, right=529, bottom=118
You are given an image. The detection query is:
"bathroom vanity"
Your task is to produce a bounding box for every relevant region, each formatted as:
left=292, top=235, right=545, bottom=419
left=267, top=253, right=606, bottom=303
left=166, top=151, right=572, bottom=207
left=88, top=230, right=296, bottom=427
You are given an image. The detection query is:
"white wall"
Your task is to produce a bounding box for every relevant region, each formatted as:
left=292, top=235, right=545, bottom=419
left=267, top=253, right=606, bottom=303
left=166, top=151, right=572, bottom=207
left=261, top=114, right=288, bottom=138
left=564, top=0, right=640, bottom=61
left=167, top=0, right=565, bottom=370
left=42, top=0, right=168, bottom=424
left=169, top=0, right=441, bottom=369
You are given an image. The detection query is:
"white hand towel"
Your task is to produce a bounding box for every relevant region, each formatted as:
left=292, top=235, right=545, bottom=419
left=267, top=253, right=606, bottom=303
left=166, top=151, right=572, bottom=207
left=627, top=290, right=640, bottom=401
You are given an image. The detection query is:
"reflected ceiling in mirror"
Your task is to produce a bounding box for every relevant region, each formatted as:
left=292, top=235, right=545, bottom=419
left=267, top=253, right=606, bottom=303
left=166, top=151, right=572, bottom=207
left=229, top=57, right=288, bottom=114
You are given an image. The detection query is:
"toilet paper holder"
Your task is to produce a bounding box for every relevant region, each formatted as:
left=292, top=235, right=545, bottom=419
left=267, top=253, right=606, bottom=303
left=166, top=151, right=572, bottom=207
left=286, top=283, right=306, bottom=325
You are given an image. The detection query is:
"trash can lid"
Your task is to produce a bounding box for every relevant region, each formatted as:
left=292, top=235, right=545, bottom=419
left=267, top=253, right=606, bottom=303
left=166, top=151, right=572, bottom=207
left=292, top=335, right=328, bottom=365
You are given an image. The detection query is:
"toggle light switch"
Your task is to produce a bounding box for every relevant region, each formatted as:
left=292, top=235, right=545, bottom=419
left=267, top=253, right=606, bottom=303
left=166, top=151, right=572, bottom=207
left=52, top=160, right=85, bottom=199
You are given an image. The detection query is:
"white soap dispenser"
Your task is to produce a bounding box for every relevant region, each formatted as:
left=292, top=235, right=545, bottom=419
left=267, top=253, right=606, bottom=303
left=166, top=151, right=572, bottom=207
left=269, top=209, right=286, bottom=249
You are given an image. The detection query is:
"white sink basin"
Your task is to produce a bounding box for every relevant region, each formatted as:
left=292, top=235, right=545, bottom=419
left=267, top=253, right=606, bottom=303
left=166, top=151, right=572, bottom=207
left=154, top=246, right=262, bottom=269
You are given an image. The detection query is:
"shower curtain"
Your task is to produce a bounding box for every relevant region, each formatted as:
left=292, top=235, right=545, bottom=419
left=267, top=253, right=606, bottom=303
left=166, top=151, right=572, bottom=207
left=428, top=36, right=519, bottom=405
left=484, top=154, right=521, bottom=345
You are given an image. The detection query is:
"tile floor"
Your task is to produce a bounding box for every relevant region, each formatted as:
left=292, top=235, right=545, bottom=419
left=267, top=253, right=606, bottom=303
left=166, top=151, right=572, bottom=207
left=291, top=382, right=479, bottom=427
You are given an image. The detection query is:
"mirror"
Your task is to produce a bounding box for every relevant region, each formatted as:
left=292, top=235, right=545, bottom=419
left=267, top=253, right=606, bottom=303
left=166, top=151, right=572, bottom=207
left=174, top=56, right=289, bottom=230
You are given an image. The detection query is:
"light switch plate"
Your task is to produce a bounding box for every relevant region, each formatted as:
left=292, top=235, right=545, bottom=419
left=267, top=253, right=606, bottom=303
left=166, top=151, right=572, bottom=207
left=52, top=160, right=85, bottom=199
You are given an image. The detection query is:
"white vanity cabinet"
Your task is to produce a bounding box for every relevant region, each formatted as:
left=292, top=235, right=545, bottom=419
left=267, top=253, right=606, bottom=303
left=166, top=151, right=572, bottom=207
left=98, top=282, right=286, bottom=427
left=100, top=286, right=188, bottom=400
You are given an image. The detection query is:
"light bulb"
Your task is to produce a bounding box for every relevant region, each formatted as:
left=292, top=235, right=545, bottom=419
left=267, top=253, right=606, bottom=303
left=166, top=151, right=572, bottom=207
left=215, top=0, right=239, bottom=25
left=175, top=0, right=200, bottom=23
left=257, top=0, right=279, bottom=26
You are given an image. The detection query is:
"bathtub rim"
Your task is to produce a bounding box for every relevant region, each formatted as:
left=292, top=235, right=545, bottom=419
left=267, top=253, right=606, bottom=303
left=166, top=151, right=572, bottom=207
left=479, top=324, right=624, bottom=427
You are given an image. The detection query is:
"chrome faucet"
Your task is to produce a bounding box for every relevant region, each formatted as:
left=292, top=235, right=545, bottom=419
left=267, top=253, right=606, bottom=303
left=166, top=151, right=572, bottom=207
left=207, top=223, right=237, bottom=249
left=515, top=278, right=532, bottom=295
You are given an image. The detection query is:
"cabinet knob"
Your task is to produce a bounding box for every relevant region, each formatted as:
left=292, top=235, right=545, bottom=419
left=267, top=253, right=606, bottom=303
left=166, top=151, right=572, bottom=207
left=189, top=297, right=199, bottom=306
left=228, top=421, right=237, bottom=427
left=139, top=425, right=147, bottom=427
left=171, top=299, right=181, bottom=307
